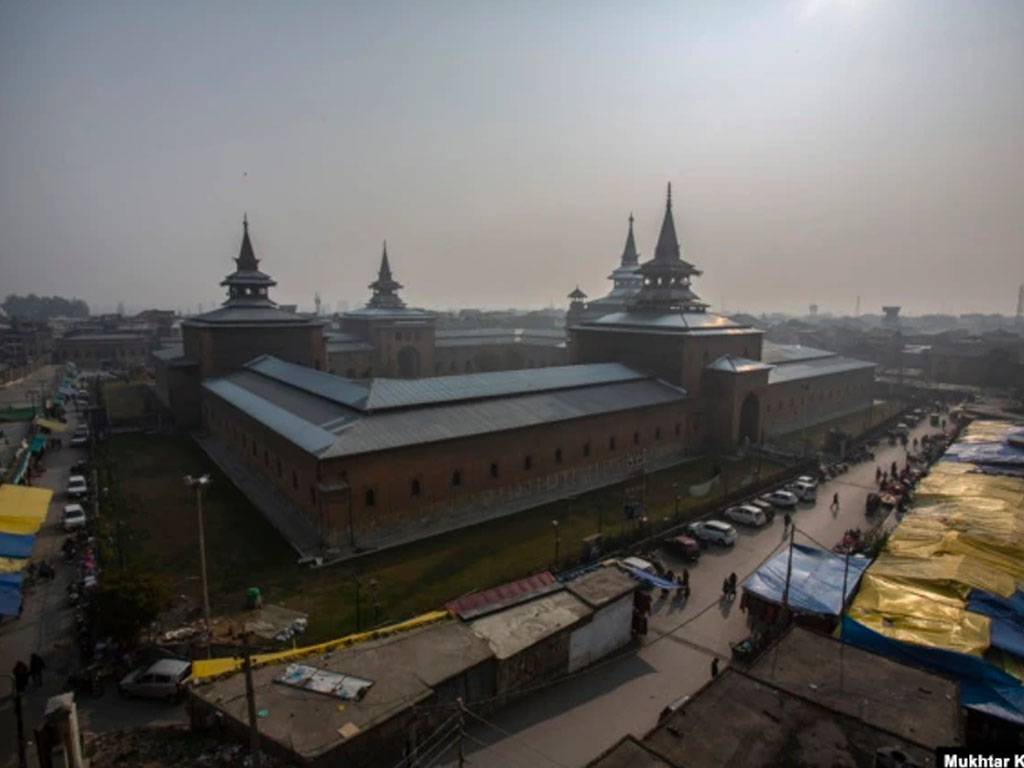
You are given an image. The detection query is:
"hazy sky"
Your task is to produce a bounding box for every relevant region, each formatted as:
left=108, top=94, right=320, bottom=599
left=2, top=0, right=1022, bottom=316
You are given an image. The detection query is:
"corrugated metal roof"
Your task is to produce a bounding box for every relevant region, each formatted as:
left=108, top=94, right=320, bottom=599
left=446, top=572, right=560, bottom=620
left=326, top=341, right=375, bottom=353
left=761, top=342, right=836, bottom=364
left=768, top=356, right=875, bottom=384
left=203, top=378, right=339, bottom=454
left=589, top=311, right=747, bottom=330
left=361, top=363, right=643, bottom=411
left=248, top=356, right=372, bottom=409
left=706, top=355, right=773, bottom=374
left=321, top=378, right=685, bottom=457
left=152, top=346, right=184, bottom=360
left=185, top=306, right=324, bottom=326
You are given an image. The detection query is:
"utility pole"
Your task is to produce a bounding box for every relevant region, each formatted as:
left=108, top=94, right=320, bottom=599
left=551, top=520, right=560, bottom=568
left=457, top=698, right=466, bottom=768
left=241, top=633, right=263, bottom=768
left=3, top=675, right=26, bottom=768
left=184, top=474, right=213, bottom=658
left=781, top=523, right=796, bottom=611
left=354, top=577, right=362, bottom=632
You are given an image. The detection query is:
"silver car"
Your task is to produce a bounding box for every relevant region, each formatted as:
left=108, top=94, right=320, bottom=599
left=119, top=659, right=192, bottom=700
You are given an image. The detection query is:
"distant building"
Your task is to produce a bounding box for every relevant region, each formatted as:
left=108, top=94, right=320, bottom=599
left=54, top=332, right=151, bottom=370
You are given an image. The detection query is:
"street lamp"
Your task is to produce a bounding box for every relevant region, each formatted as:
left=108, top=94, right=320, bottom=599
left=551, top=519, right=560, bottom=567
left=184, top=474, right=213, bottom=658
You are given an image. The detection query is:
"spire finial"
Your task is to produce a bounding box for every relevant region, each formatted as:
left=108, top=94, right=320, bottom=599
left=666, top=182, right=672, bottom=210
left=243, top=212, right=248, bottom=230
left=629, top=211, right=634, bottom=227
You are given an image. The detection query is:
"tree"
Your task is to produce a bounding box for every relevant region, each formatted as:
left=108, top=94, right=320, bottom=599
left=2, top=294, right=89, bottom=320
left=89, top=568, right=171, bottom=645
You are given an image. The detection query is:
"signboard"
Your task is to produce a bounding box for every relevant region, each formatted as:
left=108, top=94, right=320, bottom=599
left=275, top=663, right=374, bottom=701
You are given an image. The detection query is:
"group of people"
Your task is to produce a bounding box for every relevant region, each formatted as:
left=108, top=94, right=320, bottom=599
left=11, top=653, right=46, bottom=693
left=660, top=568, right=691, bottom=601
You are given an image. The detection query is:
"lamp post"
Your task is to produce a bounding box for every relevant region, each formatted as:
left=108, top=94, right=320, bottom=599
left=369, top=577, right=380, bottom=625
left=354, top=577, right=362, bottom=632
left=551, top=519, right=560, bottom=568
left=2, top=674, right=26, bottom=768
left=184, top=474, right=213, bottom=658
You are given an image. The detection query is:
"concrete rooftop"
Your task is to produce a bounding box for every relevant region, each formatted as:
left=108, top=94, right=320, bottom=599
left=469, top=590, right=591, bottom=660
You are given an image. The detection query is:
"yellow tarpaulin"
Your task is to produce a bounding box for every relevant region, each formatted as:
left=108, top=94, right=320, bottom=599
left=0, top=484, right=53, bottom=536
left=0, top=557, right=27, bottom=573
left=33, top=417, right=69, bottom=433
left=191, top=610, right=451, bottom=682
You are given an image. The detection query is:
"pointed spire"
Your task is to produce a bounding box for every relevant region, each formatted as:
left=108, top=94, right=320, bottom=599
left=379, top=241, right=392, bottom=280
left=236, top=214, right=259, bottom=271
left=620, top=212, right=639, bottom=266
left=653, top=182, right=680, bottom=262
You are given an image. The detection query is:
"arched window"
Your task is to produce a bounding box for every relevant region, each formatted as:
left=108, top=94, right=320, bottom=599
left=633, top=431, right=640, bottom=445
left=555, top=448, right=563, bottom=463
left=276, top=458, right=282, bottom=478
left=583, top=441, right=591, bottom=458
left=490, top=462, right=499, bottom=478
left=675, top=423, right=681, bottom=436
left=655, top=427, right=661, bottom=440
left=365, top=489, right=375, bottom=507
left=609, top=436, right=616, bottom=450
left=411, top=479, right=421, bottom=496
left=523, top=455, right=532, bottom=470
left=292, top=470, right=298, bottom=490
left=451, top=470, right=462, bottom=487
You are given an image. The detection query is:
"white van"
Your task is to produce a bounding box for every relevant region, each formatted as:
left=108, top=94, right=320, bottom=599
left=791, top=481, right=817, bottom=502
left=723, top=505, right=767, bottom=527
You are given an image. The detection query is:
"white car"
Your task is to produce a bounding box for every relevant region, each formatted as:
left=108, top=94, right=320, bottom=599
left=766, top=490, right=799, bottom=508
left=723, top=505, right=767, bottom=528
left=70, top=434, right=89, bottom=448
left=686, top=520, right=737, bottom=546
left=66, top=475, right=89, bottom=499
left=62, top=504, right=87, bottom=531
left=796, top=475, right=818, bottom=487
left=119, top=659, right=192, bottom=700
left=788, top=481, right=817, bottom=503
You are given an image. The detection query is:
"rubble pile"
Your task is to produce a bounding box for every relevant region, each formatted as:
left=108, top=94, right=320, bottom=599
left=85, top=727, right=282, bottom=768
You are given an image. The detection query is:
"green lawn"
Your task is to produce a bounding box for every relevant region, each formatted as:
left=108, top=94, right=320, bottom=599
left=102, top=381, right=149, bottom=424
left=102, top=435, right=793, bottom=642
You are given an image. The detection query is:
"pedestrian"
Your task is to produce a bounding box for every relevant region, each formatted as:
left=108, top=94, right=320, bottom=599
left=29, top=652, right=45, bottom=687
left=13, top=660, right=29, bottom=693
left=681, top=569, right=690, bottom=597
left=728, top=572, right=737, bottom=597
left=662, top=570, right=675, bottom=600
left=784, top=511, right=792, bottom=529
left=722, top=578, right=730, bottom=599
left=830, top=492, right=840, bottom=513
left=711, top=657, right=720, bottom=678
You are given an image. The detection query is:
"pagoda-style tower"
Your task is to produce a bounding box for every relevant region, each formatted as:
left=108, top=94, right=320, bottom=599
left=366, top=242, right=406, bottom=310
left=629, top=184, right=707, bottom=313
left=220, top=215, right=278, bottom=306
left=608, top=213, right=643, bottom=296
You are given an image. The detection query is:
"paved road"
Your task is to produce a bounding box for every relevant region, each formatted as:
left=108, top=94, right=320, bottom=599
left=439, top=418, right=936, bottom=768
left=0, top=392, right=185, bottom=766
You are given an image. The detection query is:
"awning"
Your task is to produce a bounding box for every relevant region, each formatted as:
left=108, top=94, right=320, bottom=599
left=33, top=417, right=69, bottom=433
left=0, top=557, right=26, bottom=573
left=0, top=572, right=23, bottom=616
left=0, top=532, right=35, bottom=559
left=743, top=543, right=870, bottom=616
left=0, top=484, right=52, bottom=535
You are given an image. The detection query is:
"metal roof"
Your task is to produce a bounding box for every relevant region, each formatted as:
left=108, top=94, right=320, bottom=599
left=321, top=377, right=686, bottom=457
left=152, top=346, right=184, bottom=360
left=445, top=572, right=560, bottom=620
left=768, top=356, right=875, bottom=384
left=58, top=333, right=149, bottom=342
left=583, top=310, right=758, bottom=335
left=325, top=340, right=375, bottom=354
left=706, top=355, right=773, bottom=374
left=761, top=342, right=836, bottom=364
left=246, top=356, right=648, bottom=412
left=185, top=306, right=325, bottom=326
left=204, top=356, right=687, bottom=457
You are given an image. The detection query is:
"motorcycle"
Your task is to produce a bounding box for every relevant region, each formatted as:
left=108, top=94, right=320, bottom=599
left=66, top=667, right=105, bottom=698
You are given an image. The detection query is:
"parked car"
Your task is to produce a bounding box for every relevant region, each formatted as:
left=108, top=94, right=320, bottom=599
left=685, top=520, right=737, bottom=546
left=788, top=481, right=817, bottom=503
left=723, top=504, right=767, bottom=528
left=662, top=535, right=702, bottom=562
left=765, top=490, right=799, bottom=508
left=70, top=434, right=89, bottom=448
left=70, top=459, right=88, bottom=474
left=796, top=475, right=818, bottom=487
left=748, top=497, right=776, bottom=522
left=894, top=423, right=910, bottom=437
left=118, top=659, right=192, bottom=701
left=62, top=504, right=87, bottom=531
left=66, top=475, right=89, bottom=499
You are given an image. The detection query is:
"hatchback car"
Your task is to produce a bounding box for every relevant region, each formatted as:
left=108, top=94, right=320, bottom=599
left=766, top=490, right=799, bottom=508
left=686, top=520, right=737, bottom=546
left=62, top=504, right=87, bottom=531
left=69, top=434, right=89, bottom=448
left=723, top=504, right=767, bottom=528
left=119, top=659, right=192, bottom=700
left=662, top=535, right=702, bottom=562
left=66, top=475, right=89, bottom=499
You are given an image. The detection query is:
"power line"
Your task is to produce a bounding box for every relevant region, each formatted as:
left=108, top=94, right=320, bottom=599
left=462, top=706, right=569, bottom=768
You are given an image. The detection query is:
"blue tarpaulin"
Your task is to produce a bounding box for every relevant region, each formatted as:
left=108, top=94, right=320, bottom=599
left=842, top=615, right=1024, bottom=726
left=0, top=572, right=24, bottom=616
left=742, top=543, right=870, bottom=616
left=967, top=590, right=1024, bottom=658
left=0, top=532, right=35, bottom=558
left=621, top=565, right=682, bottom=591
